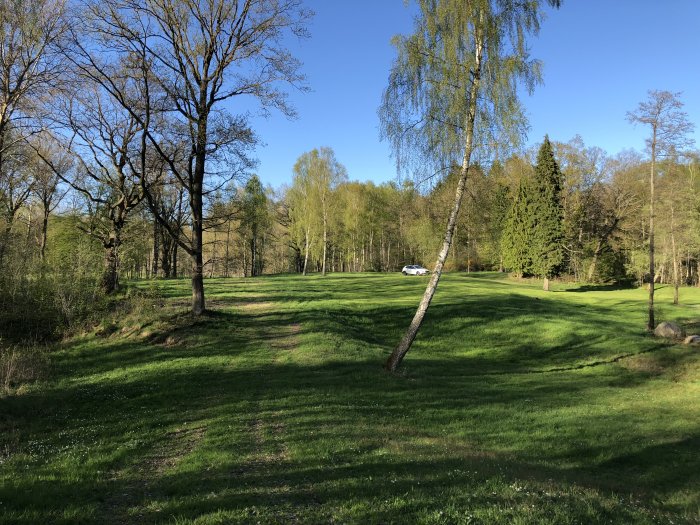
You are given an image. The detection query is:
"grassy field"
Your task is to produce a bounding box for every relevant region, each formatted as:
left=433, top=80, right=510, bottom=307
left=1, top=273, right=699, bottom=524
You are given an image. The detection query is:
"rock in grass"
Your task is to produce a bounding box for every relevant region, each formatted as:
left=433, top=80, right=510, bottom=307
left=654, top=321, right=685, bottom=340
left=683, top=335, right=700, bottom=345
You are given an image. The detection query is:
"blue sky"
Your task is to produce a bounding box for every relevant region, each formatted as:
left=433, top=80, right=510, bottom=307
left=240, top=1, right=700, bottom=188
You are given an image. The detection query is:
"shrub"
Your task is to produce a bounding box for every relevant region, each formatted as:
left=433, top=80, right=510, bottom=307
left=0, top=341, right=49, bottom=395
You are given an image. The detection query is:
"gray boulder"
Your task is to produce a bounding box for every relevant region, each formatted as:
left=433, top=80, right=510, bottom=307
left=654, top=321, right=685, bottom=340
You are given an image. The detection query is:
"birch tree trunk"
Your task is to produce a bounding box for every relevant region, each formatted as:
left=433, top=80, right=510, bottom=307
left=322, top=212, right=328, bottom=276
left=385, top=26, right=484, bottom=373
left=303, top=227, right=310, bottom=276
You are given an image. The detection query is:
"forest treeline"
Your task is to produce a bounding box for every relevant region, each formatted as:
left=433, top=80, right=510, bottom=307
left=5, top=135, right=700, bottom=291
left=196, top=139, right=700, bottom=289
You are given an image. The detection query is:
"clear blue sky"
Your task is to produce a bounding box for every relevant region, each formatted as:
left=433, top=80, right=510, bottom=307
left=241, top=1, right=700, bottom=188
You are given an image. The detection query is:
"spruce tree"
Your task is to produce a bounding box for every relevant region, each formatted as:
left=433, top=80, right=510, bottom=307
left=530, top=136, right=564, bottom=290
left=501, top=179, right=534, bottom=277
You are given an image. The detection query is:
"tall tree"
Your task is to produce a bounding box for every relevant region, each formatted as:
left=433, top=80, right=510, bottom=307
left=28, top=139, right=70, bottom=262
left=240, top=175, right=270, bottom=277
left=288, top=156, right=316, bottom=275
left=309, top=147, right=347, bottom=276
left=72, top=0, right=310, bottom=315
left=627, top=90, right=694, bottom=330
left=530, top=136, right=564, bottom=291
left=0, top=138, right=32, bottom=263
left=380, top=0, right=561, bottom=372
left=501, top=177, right=534, bottom=276
left=36, top=81, right=148, bottom=293
left=0, top=0, right=67, bottom=265
left=288, top=148, right=347, bottom=275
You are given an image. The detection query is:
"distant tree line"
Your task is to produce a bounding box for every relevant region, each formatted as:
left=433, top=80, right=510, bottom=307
left=6, top=133, right=700, bottom=299
left=29, top=135, right=698, bottom=291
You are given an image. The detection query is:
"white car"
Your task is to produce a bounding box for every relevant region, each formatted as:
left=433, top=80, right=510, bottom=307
left=402, top=265, right=429, bottom=276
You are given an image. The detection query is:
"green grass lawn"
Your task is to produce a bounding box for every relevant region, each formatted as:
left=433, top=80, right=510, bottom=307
left=1, top=273, right=698, bottom=524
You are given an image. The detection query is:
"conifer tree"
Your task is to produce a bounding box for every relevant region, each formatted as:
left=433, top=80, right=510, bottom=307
left=530, top=136, right=564, bottom=290
left=501, top=179, right=534, bottom=277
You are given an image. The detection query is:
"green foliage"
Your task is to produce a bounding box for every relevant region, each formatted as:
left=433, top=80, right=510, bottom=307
left=588, top=247, right=628, bottom=283
left=502, top=137, right=564, bottom=279
left=529, top=136, right=565, bottom=279
left=1, top=274, right=698, bottom=523
left=0, top=215, right=105, bottom=342
left=288, top=148, right=348, bottom=273
left=501, top=178, right=535, bottom=275
left=380, top=0, right=550, bottom=179
left=240, top=175, right=271, bottom=276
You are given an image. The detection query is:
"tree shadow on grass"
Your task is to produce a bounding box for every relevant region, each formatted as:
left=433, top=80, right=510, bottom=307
left=565, top=283, right=639, bottom=293
left=2, top=351, right=697, bottom=523
left=2, top=276, right=698, bottom=523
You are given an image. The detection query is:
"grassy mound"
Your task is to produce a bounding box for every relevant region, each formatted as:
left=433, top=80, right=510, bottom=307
left=1, top=273, right=698, bottom=524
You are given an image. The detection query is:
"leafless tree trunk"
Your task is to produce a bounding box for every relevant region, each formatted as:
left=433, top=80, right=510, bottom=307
left=72, top=0, right=309, bottom=314
left=101, top=228, right=121, bottom=293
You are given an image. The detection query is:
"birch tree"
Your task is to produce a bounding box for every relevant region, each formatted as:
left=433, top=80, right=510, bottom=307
left=240, top=175, right=270, bottom=277
left=289, top=153, right=317, bottom=275
left=307, top=147, right=347, bottom=276
left=380, top=0, right=561, bottom=372
left=627, top=90, right=694, bottom=330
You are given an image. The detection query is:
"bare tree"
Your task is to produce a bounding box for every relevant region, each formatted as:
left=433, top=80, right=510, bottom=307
left=0, top=0, right=67, bottom=264
left=70, top=0, right=311, bottom=315
left=0, top=139, right=32, bottom=263
left=35, top=81, right=149, bottom=293
left=627, top=90, right=694, bottom=330
left=28, top=140, right=70, bottom=262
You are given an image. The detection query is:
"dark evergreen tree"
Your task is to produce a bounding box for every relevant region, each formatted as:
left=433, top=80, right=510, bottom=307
left=530, top=136, right=564, bottom=290
left=502, top=178, right=535, bottom=277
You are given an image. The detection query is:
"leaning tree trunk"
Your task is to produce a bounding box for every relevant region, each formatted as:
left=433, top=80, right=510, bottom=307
left=385, top=31, right=483, bottom=373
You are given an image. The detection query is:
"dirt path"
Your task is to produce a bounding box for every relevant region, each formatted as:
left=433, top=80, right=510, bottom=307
left=238, top=300, right=305, bottom=511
